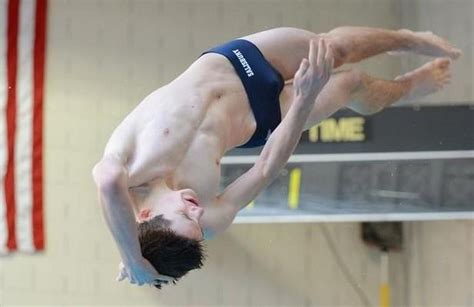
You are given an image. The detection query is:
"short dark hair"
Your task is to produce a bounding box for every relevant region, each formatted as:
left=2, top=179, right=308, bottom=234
left=137, top=215, right=205, bottom=289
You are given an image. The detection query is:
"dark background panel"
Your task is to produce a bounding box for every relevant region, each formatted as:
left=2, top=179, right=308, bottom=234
left=221, top=159, right=474, bottom=216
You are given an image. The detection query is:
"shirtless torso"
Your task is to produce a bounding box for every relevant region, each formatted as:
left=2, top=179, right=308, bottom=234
left=106, top=53, right=257, bottom=201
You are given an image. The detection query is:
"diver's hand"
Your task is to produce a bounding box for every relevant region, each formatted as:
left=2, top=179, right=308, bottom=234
left=293, top=38, right=334, bottom=105
left=116, top=258, right=174, bottom=286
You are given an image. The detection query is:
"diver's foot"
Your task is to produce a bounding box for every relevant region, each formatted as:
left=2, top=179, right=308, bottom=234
left=388, top=29, right=462, bottom=60
left=395, top=58, right=452, bottom=100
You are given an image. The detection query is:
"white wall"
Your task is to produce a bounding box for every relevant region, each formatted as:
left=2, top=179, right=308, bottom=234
left=0, top=0, right=472, bottom=306
left=400, top=0, right=473, bottom=105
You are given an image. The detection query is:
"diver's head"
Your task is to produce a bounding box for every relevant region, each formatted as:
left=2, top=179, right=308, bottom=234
left=136, top=186, right=206, bottom=288
left=137, top=188, right=204, bottom=240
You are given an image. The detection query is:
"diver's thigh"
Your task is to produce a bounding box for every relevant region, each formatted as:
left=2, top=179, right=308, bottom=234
left=241, top=27, right=321, bottom=80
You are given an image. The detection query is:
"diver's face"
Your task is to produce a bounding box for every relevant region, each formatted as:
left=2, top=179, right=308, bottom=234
left=140, top=189, right=204, bottom=240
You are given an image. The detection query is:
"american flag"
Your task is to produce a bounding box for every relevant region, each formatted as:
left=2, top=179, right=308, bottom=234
left=0, top=0, right=46, bottom=254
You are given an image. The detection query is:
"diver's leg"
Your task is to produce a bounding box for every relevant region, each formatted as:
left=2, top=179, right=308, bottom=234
left=325, top=26, right=461, bottom=64
left=278, top=58, right=452, bottom=129
left=242, top=26, right=461, bottom=80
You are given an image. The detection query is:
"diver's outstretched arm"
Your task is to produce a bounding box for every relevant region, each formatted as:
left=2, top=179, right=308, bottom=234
left=208, top=39, right=333, bottom=234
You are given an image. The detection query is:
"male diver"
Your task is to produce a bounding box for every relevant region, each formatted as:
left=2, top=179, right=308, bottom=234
left=92, top=27, right=460, bottom=287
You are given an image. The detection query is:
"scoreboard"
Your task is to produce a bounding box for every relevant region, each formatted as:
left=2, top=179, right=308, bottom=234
left=221, top=106, right=474, bottom=223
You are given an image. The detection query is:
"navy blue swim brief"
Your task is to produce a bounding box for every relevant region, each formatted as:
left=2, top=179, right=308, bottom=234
left=203, top=39, right=284, bottom=148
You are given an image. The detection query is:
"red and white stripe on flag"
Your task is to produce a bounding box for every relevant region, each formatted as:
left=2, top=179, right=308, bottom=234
left=0, top=0, right=46, bottom=254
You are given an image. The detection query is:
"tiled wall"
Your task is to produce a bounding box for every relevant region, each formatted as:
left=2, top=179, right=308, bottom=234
left=0, top=0, right=472, bottom=306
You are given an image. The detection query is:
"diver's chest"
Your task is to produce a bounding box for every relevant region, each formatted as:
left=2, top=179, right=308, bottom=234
left=171, top=135, right=223, bottom=202
left=173, top=156, right=221, bottom=204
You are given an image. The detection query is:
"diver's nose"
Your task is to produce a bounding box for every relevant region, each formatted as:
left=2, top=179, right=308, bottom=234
left=189, top=205, right=204, bottom=219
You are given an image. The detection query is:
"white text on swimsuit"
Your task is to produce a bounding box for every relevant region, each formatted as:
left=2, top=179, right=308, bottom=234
left=232, top=49, right=255, bottom=77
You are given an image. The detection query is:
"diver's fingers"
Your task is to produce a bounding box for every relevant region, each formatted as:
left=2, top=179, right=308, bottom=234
left=316, top=39, right=326, bottom=69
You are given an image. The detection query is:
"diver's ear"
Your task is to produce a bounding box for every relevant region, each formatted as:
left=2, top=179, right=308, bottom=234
left=137, top=208, right=152, bottom=222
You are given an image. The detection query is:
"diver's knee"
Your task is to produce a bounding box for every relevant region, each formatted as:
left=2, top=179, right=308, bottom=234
left=336, top=68, right=364, bottom=91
